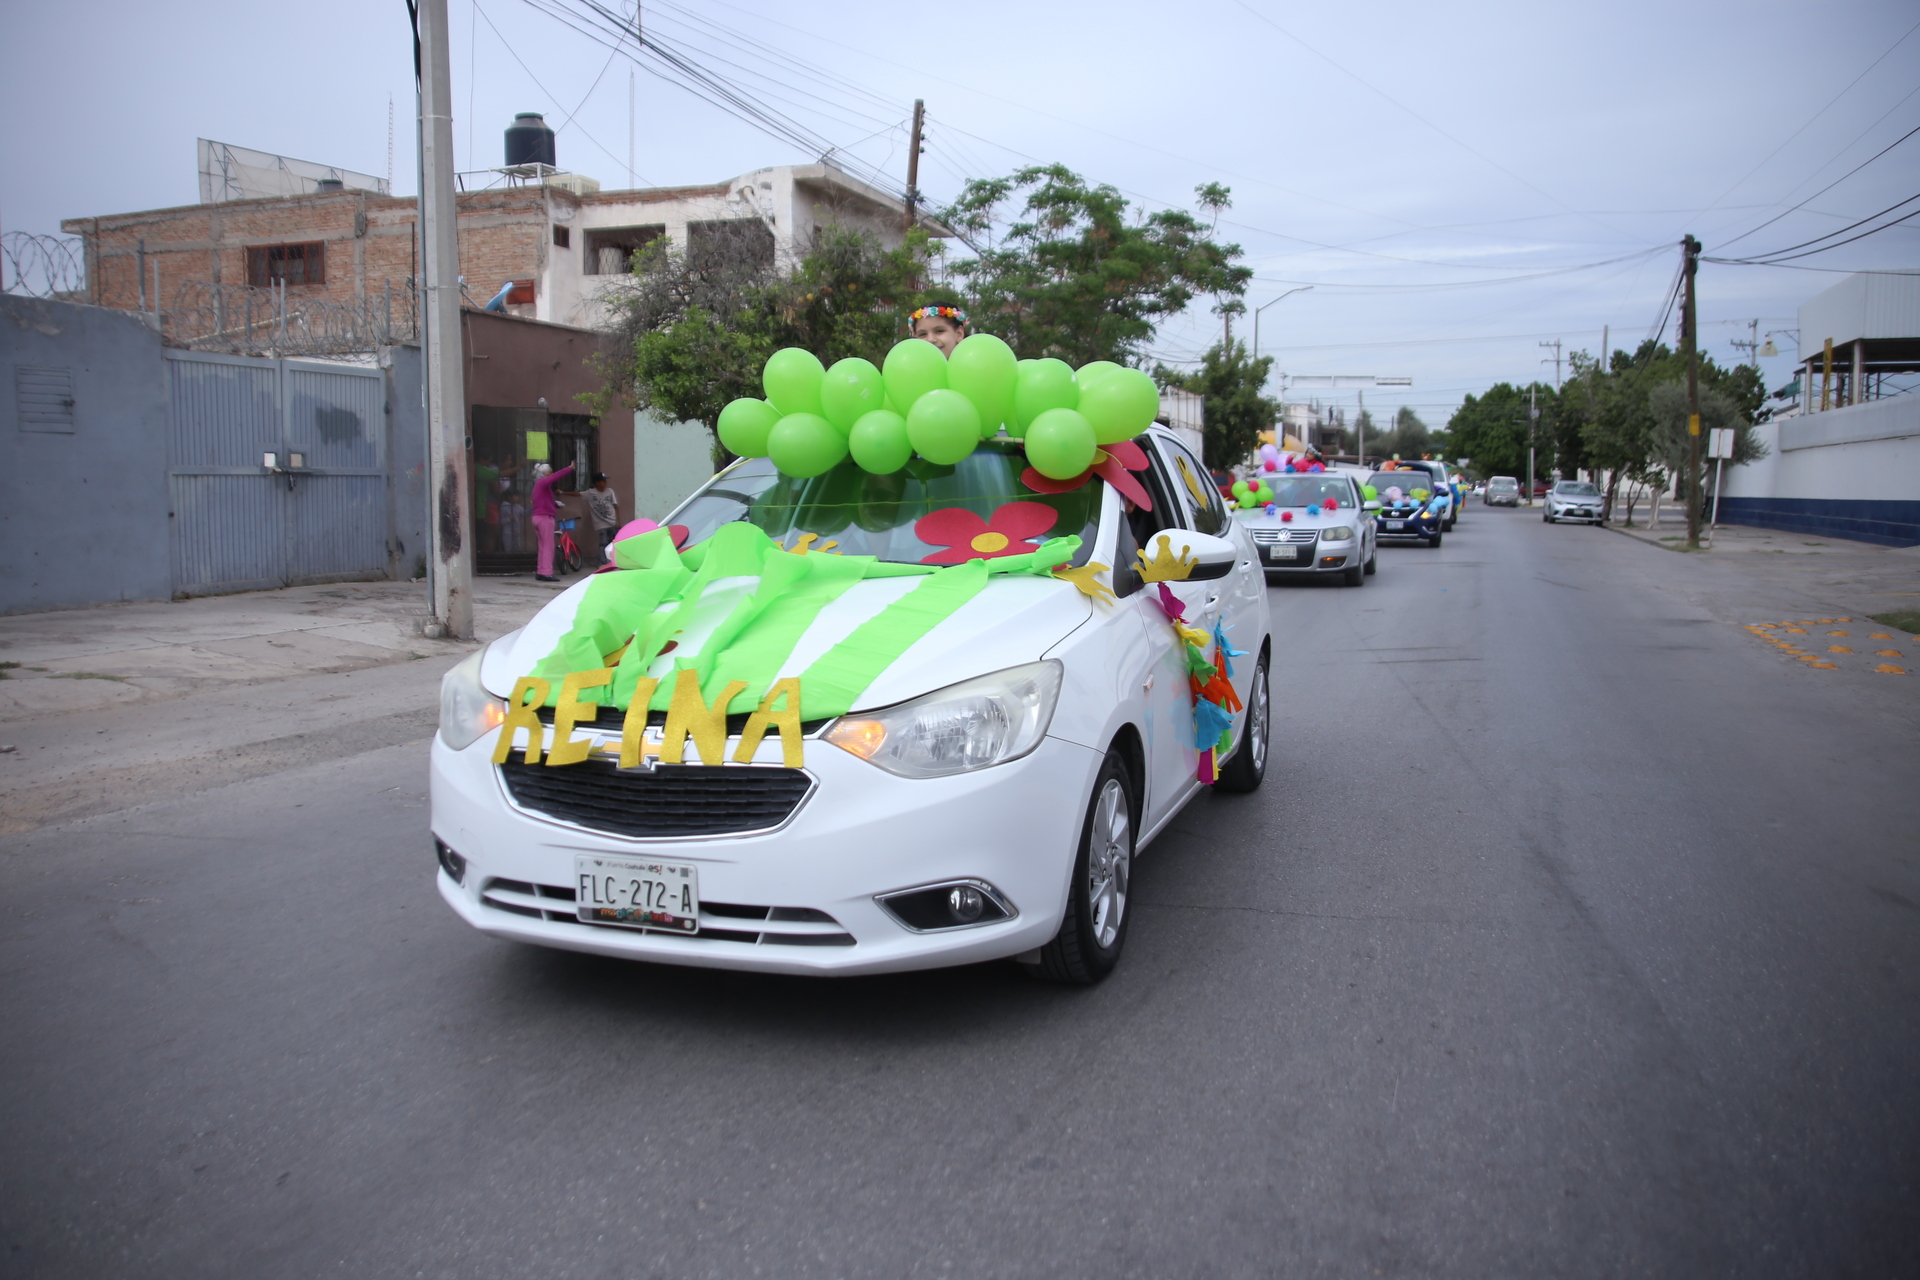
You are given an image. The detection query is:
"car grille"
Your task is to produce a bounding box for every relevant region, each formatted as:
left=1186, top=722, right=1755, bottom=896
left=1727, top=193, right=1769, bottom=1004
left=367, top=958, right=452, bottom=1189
left=479, top=878, right=855, bottom=946
left=498, top=753, right=813, bottom=838
left=1250, top=528, right=1319, bottom=544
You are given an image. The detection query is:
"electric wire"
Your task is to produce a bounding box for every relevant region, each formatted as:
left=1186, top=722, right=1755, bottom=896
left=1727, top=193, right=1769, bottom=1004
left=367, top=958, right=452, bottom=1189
left=1715, top=98, right=1920, bottom=249
left=1714, top=191, right=1920, bottom=263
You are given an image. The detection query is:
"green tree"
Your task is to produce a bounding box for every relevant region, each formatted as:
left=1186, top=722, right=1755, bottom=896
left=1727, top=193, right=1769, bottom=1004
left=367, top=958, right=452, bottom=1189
left=595, top=225, right=931, bottom=437
left=1382, top=406, right=1431, bottom=461
left=940, top=166, right=1252, bottom=365
left=1156, top=339, right=1278, bottom=469
left=1445, top=383, right=1555, bottom=480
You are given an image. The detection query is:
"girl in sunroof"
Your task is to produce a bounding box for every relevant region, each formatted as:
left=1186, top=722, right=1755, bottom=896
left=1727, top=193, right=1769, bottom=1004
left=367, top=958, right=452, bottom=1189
left=908, top=303, right=968, bottom=356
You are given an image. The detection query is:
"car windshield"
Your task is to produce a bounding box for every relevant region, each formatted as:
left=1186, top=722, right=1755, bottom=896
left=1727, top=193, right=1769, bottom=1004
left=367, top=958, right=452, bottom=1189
left=1556, top=482, right=1600, bottom=496
left=669, top=442, right=1102, bottom=567
left=1368, top=472, right=1432, bottom=494
left=1258, top=476, right=1355, bottom=508
left=1488, top=478, right=1517, bottom=489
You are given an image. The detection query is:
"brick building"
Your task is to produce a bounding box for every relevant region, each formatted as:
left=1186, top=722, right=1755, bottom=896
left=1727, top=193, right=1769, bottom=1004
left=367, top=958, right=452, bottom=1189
left=61, top=158, right=929, bottom=331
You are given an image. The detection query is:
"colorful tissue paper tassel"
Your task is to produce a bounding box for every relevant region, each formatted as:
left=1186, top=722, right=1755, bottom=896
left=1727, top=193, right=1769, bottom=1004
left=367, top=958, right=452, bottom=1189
left=1149, top=583, right=1246, bottom=786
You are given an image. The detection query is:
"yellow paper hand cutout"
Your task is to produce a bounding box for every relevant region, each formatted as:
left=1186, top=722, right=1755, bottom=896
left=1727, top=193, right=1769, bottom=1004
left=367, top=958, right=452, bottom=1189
left=1052, top=561, right=1115, bottom=606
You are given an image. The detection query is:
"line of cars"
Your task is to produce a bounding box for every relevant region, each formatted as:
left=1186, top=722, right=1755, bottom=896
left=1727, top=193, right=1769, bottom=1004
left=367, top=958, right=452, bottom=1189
left=1231, top=457, right=1466, bottom=586
left=1478, top=474, right=1607, bottom=524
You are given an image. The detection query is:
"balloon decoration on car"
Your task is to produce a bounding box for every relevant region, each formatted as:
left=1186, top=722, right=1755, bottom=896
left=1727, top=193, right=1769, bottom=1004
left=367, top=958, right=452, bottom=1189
left=715, top=338, right=1162, bottom=510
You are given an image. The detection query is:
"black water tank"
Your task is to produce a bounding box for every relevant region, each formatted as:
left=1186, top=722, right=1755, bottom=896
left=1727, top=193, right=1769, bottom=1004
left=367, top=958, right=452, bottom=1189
left=505, top=112, right=556, bottom=167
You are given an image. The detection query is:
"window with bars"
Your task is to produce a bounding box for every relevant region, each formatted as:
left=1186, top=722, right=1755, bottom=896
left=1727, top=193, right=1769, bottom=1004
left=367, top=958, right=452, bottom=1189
left=247, top=242, right=326, bottom=287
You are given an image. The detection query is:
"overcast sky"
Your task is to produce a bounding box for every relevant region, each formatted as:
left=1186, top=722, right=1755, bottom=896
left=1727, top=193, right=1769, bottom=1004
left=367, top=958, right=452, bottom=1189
left=5, top=0, right=1916, bottom=425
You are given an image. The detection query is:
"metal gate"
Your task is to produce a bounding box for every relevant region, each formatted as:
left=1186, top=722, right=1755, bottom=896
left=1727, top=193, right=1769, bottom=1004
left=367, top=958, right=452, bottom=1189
left=166, top=349, right=388, bottom=596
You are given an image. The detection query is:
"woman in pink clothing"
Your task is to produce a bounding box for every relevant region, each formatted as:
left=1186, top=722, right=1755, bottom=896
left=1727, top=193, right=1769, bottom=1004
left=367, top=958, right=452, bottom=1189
left=529, top=462, right=574, bottom=580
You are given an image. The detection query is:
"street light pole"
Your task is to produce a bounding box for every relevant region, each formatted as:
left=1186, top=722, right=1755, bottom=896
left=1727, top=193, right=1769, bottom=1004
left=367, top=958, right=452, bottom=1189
left=1252, top=286, right=1312, bottom=364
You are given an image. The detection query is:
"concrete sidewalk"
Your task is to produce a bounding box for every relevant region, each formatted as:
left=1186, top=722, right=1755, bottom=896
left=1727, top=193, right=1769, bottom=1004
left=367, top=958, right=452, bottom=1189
left=0, top=573, right=585, bottom=834
left=0, top=574, right=580, bottom=724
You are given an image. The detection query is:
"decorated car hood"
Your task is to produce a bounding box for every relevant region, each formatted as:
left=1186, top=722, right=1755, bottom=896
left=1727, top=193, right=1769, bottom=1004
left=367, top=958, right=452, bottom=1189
left=481, top=521, right=1095, bottom=721
left=1231, top=504, right=1358, bottom=529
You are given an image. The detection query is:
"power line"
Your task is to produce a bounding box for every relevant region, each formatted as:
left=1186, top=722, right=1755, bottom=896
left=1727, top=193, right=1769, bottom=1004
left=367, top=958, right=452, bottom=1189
left=1717, top=122, right=1920, bottom=251
left=1714, top=190, right=1920, bottom=263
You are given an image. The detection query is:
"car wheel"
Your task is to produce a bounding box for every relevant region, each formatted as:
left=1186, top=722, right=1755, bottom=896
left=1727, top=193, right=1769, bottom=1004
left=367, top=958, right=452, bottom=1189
left=1342, top=561, right=1364, bottom=586
left=1363, top=549, right=1377, bottom=575
left=1428, top=531, right=1443, bottom=548
left=1215, top=649, right=1268, bottom=794
left=1030, top=751, right=1135, bottom=984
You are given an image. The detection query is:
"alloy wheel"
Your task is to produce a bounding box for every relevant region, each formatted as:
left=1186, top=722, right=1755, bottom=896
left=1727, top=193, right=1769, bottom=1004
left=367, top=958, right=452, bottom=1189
left=1086, top=778, right=1132, bottom=949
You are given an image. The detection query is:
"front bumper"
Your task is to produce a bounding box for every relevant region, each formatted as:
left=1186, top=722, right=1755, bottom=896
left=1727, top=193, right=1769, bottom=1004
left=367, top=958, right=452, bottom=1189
left=1374, top=512, right=1441, bottom=541
left=1258, top=539, right=1359, bottom=572
left=429, top=728, right=1105, bottom=975
left=1550, top=505, right=1602, bottom=522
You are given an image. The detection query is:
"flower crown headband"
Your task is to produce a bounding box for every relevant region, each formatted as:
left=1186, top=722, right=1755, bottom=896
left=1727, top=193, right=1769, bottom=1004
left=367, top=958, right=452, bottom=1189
left=907, top=304, right=968, bottom=326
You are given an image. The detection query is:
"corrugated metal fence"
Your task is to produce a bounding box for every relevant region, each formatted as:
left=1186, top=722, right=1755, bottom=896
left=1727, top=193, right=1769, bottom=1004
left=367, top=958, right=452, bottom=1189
left=166, top=350, right=388, bottom=596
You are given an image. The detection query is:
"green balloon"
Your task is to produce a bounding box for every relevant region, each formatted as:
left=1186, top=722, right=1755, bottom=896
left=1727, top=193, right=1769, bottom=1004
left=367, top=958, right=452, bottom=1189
left=767, top=412, right=847, bottom=478
left=819, top=357, right=885, bottom=433
left=1013, top=358, right=1078, bottom=432
left=763, top=348, right=826, bottom=417
left=717, top=397, right=780, bottom=458
left=1077, top=366, right=1160, bottom=445
left=1024, top=407, right=1097, bottom=480
left=848, top=409, right=912, bottom=474
left=882, top=339, right=948, bottom=414
left=905, top=389, right=980, bottom=465
left=946, top=334, right=1018, bottom=439
left=1230, top=480, right=1251, bottom=498
left=1076, top=360, right=1121, bottom=388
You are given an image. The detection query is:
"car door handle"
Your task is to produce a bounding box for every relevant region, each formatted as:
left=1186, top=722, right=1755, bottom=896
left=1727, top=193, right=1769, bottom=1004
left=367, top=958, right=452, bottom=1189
left=1142, top=675, right=1154, bottom=692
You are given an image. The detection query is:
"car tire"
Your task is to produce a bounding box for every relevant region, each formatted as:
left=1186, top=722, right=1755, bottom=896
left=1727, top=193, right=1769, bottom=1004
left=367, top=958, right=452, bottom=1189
left=1215, top=649, right=1268, bottom=794
left=1342, top=561, right=1364, bottom=586
left=1029, top=751, right=1136, bottom=985
left=1428, top=531, right=1443, bottom=548
left=1545, top=512, right=1555, bottom=523
left=1363, top=549, right=1377, bottom=575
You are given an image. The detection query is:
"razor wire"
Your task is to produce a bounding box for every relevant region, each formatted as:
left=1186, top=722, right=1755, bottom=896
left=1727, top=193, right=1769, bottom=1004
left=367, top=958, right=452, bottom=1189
left=2, top=232, right=86, bottom=298
left=156, top=280, right=420, bottom=358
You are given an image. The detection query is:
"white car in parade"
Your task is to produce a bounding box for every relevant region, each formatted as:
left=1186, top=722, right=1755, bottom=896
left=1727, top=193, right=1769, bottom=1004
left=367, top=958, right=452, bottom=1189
left=432, top=428, right=1271, bottom=983
left=1545, top=479, right=1606, bottom=524
left=1232, top=471, right=1377, bottom=585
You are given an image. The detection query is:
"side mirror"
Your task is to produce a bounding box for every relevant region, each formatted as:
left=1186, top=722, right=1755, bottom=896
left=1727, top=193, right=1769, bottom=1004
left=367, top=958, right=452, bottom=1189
left=1139, top=529, right=1238, bottom=581
left=1363, top=500, right=1382, bottom=512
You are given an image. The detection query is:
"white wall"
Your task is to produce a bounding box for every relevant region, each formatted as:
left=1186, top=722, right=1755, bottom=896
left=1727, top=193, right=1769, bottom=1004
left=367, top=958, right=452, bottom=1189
left=1723, top=395, right=1920, bottom=502
left=632, top=410, right=719, bottom=524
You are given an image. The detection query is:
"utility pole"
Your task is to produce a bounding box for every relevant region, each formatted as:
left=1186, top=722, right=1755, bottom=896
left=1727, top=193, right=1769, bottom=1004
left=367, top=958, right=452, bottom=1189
left=1356, top=388, right=1366, bottom=465
left=903, top=99, right=925, bottom=232
left=1731, top=318, right=1761, bottom=369
left=1682, top=234, right=1703, bottom=551
left=1527, top=386, right=1538, bottom=506
left=417, top=0, right=473, bottom=639
left=1540, top=338, right=1562, bottom=389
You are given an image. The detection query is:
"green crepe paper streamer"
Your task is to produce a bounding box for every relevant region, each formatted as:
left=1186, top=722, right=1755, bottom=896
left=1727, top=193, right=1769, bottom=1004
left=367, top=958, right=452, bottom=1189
left=635, top=522, right=781, bottom=710
left=531, top=559, right=691, bottom=704
left=798, top=559, right=991, bottom=718
left=702, top=551, right=871, bottom=711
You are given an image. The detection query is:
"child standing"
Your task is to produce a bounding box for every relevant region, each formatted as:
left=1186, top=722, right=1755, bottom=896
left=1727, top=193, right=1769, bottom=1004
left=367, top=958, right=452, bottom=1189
left=582, top=471, right=620, bottom=561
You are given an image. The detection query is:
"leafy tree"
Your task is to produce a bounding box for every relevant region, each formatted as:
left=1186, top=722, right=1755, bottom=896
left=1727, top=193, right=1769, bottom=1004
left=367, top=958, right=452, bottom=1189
left=1382, top=406, right=1431, bottom=461
left=1156, top=339, right=1277, bottom=469
left=1647, top=383, right=1769, bottom=503
left=1445, top=383, right=1555, bottom=480
left=595, top=225, right=931, bottom=437
left=940, top=166, right=1252, bottom=365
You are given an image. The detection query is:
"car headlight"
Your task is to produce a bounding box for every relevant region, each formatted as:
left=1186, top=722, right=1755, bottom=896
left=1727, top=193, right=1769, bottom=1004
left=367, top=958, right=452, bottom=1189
left=1320, top=525, right=1355, bottom=542
left=824, top=660, right=1063, bottom=779
left=439, top=645, right=506, bottom=751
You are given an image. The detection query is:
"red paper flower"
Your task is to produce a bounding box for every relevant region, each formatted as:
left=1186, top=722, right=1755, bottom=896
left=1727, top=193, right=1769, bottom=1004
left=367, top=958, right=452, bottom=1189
left=1322, top=498, right=1337, bottom=511
left=916, top=501, right=1059, bottom=564
left=1280, top=510, right=1293, bottom=523
left=1021, top=440, right=1154, bottom=511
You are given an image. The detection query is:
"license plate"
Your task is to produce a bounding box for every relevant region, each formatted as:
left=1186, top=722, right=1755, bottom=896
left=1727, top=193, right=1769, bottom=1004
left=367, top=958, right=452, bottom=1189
left=575, top=855, right=699, bottom=932
left=1266, top=545, right=1299, bottom=561
left=1385, top=520, right=1405, bottom=530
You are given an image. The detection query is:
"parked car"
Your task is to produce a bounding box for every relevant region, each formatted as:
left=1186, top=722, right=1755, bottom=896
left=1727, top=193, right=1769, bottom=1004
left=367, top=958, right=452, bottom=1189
left=1233, top=471, right=1377, bottom=586
left=1545, top=479, right=1605, bottom=524
left=1382, top=459, right=1460, bottom=531
left=1365, top=470, right=1445, bottom=547
left=1484, top=477, right=1520, bottom=507
left=432, top=428, right=1272, bottom=984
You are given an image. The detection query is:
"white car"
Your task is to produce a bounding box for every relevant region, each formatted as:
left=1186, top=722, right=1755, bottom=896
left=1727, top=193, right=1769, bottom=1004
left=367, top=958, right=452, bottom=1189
left=1545, top=480, right=1605, bottom=524
left=431, top=428, right=1272, bottom=983
left=1233, top=471, right=1377, bottom=585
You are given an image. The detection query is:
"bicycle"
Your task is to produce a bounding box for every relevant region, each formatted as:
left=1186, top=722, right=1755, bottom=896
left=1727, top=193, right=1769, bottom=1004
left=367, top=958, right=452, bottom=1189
left=553, top=518, right=585, bottom=575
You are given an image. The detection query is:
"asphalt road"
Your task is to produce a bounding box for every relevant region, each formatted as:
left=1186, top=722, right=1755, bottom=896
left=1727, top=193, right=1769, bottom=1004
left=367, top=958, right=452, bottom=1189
left=4, top=507, right=1918, bottom=1279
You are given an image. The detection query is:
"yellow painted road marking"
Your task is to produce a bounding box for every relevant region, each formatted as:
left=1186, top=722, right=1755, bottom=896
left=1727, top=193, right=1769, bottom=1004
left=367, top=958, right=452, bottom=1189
left=1875, top=665, right=1906, bottom=675
left=1869, top=632, right=1893, bottom=639
left=1829, top=646, right=1854, bottom=653
left=1785, top=627, right=1807, bottom=634
left=1827, top=630, right=1849, bottom=636
left=1811, top=662, right=1838, bottom=669
left=1879, top=650, right=1903, bottom=657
